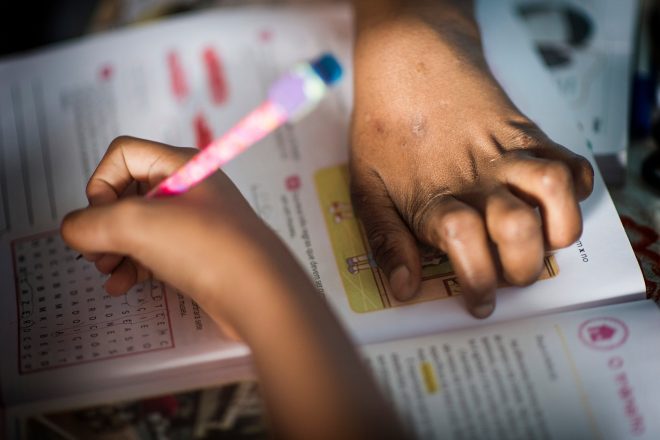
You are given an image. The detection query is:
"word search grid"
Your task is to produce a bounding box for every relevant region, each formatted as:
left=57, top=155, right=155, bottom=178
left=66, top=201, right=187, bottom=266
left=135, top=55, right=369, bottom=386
left=12, top=231, right=174, bottom=374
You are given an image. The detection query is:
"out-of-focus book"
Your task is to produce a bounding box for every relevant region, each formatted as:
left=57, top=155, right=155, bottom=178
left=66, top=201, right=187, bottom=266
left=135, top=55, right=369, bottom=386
left=510, top=0, right=639, bottom=184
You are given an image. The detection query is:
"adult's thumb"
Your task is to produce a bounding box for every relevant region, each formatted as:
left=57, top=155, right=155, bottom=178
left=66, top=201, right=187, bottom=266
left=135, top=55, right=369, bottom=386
left=351, top=178, right=422, bottom=301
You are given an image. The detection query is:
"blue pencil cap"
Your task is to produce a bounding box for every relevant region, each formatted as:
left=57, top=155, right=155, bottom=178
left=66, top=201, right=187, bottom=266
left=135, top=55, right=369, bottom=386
left=310, top=53, right=343, bottom=86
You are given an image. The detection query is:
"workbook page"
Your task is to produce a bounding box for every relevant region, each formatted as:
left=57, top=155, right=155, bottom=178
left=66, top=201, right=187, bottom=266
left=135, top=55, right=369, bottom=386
left=0, top=5, right=352, bottom=413
left=308, top=1, right=645, bottom=344
left=364, top=300, right=660, bottom=439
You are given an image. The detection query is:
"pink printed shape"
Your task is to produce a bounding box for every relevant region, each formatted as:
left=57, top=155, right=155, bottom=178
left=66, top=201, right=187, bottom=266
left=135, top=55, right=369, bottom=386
left=193, top=113, right=213, bottom=149
left=148, top=100, right=288, bottom=198
left=99, top=63, right=113, bottom=81
left=203, top=47, right=228, bottom=105
left=259, top=29, right=274, bottom=43
left=167, top=51, right=189, bottom=101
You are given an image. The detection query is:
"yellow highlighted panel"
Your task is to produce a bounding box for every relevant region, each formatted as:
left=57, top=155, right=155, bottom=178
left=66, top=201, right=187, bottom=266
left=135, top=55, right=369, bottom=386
left=314, top=164, right=559, bottom=313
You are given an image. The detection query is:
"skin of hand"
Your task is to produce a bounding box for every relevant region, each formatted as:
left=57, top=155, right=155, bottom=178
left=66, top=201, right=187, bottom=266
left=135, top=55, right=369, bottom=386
left=351, top=0, right=594, bottom=318
left=60, top=137, right=407, bottom=440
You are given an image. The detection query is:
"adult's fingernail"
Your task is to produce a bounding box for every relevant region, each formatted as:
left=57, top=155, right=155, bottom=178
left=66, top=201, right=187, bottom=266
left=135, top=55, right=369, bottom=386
left=472, top=301, right=495, bottom=319
left=389, top=265, right=415, bottom=301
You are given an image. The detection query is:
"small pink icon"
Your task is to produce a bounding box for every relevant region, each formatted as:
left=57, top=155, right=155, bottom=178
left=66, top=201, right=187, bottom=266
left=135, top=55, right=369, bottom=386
left=99, top=64, right=113, bottom=81
left=608, top=356, right=624, bottom=370
left=578, top=317, right=629, bottom=351
left=285, top=175, right=301, bottom=191
left=588, top=324, right=616, bottom=342
left=259, top=29, right=274, bottom=43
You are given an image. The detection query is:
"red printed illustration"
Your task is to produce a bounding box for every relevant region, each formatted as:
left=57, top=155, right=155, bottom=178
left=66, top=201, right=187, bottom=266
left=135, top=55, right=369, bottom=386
left=167, top=50, right=189, bottom=101
left=203, top=47, right=228, bottom=105
left=194, top=112, right=214, bottom=149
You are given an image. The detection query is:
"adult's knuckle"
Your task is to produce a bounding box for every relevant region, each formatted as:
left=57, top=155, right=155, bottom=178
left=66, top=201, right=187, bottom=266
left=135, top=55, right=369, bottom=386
left=404, top=190, right=431, bottom=235
left=502, top=123, right=546, bottom=150
left=512, top=131, right=542, bottom=150
left=496, top=207, right=540, bottom=243
left=440, top=208, right=481, bottom=243
left=536, top=162, right=572, bottom=193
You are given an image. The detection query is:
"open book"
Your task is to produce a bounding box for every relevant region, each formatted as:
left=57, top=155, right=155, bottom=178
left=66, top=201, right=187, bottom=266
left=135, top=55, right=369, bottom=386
left=0, top=2, right=650, bottom=438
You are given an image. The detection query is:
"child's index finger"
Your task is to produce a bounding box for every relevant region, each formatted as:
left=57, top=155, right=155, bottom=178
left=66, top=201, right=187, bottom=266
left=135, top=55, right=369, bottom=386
left=86, top=135, right=195, bottom=205
left=87, top=178, right=123, bottom=206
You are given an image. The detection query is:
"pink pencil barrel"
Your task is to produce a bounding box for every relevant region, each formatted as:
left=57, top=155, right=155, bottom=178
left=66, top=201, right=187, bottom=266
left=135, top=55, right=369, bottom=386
left=147, top=100, right=288, bottom=198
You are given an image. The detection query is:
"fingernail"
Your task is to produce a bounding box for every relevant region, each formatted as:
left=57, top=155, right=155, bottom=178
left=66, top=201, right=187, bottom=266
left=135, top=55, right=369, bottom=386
left=472, top=301, right=495, bottom=319
left=389, top=265, right=415, bottom=301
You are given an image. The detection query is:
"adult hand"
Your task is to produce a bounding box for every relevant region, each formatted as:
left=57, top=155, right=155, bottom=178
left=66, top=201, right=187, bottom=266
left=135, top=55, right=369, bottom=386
left=351, top=2, right=594, bottom=317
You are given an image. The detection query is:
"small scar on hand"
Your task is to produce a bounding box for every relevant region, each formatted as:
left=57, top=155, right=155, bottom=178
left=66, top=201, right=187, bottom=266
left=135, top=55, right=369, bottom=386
left=411, top=114, right=427, bottom=138
left=415, top=61, right=428, bottom=74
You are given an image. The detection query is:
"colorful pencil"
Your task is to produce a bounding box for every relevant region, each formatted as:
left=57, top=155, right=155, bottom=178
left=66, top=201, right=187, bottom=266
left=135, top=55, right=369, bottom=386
left=147, top=53, right=343, bottom=198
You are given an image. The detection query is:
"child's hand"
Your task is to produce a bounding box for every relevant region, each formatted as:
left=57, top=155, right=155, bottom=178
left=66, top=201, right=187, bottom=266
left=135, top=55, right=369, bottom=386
left=61, top=136, right=299, bottom=332
left=61, top=136, right=407, bottom=440
left=351, top=3, right=594, bottom=318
